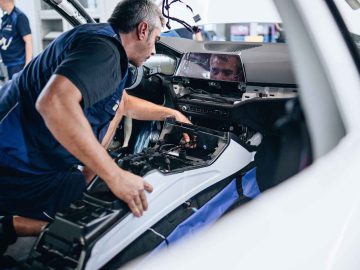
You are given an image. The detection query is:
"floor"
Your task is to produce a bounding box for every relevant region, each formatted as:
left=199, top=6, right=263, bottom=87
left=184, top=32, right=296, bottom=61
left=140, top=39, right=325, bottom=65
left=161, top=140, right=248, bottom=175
left=0, top=237, right=36, bottom=268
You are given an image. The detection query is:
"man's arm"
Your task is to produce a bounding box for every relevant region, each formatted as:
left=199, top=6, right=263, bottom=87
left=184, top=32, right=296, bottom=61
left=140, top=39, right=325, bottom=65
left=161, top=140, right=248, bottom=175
left=81, top=107, right=124, bottom=182
left=81, top=89, right=192, bottom=180
left=120, top=90, right=191, bottom=124
left=120, top=91, right=191, bottom=142
left=17, top=13, right=32, bottom=66
left=22, top=34, right=32, bottom=66
left=36, top=74, right=151, bottom=217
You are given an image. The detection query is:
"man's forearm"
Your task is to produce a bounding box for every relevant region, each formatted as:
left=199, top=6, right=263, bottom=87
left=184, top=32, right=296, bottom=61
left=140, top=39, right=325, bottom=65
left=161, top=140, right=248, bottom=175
left=101, top=109, right=123, bottom=149
left=81, top=110, right=124, bottom=182
left=23, top=34, right=32, bottom=65
left=121, top=91, right=190, bottom=123
left=25, top=41, right=32, bottom=65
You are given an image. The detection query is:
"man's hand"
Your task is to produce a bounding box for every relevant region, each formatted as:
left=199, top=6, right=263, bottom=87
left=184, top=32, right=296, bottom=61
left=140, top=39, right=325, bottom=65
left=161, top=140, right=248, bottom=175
left=174, top=110, right=192, bottom=143
left=107, top=169, right=153, bottom=217
left=174, top=110, right=191, bottom=125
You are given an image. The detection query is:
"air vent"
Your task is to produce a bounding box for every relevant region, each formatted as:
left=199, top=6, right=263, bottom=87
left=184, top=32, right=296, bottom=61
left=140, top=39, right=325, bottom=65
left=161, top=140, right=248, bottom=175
left=204, top=43, right=262, bottom=53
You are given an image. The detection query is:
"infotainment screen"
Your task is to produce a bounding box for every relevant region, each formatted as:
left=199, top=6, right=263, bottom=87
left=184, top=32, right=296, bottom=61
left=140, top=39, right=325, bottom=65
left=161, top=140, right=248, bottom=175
left=176, top=53, right=245, bottom=82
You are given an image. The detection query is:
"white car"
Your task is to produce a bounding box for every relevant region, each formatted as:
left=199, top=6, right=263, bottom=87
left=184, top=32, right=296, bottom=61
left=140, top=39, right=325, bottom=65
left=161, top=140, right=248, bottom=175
left=127, top=0, right=360, bottom=269
left=5, top=0, right=360, bottom=269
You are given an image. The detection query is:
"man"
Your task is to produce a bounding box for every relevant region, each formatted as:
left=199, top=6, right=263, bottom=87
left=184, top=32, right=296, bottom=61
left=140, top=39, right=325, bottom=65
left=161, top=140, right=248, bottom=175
left=0, top=0, right=32, bottom=79
left=209, top=54, right=241, bottom=82
left=0, top=0, right=190, bottom=253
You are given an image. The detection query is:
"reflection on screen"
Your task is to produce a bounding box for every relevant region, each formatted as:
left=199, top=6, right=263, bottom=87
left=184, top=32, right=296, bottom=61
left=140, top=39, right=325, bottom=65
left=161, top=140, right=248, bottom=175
left=176, top=53, right=245, bottom=82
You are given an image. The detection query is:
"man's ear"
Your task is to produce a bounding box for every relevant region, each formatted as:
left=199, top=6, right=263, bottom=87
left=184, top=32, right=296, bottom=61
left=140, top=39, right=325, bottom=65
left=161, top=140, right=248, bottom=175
left=137, top=21, right=149, bottom=40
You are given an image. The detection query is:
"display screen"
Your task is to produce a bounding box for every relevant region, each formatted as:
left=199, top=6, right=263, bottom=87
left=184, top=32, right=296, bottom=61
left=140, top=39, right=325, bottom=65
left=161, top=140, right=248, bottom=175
left=176, top=53, right=245, bottom=82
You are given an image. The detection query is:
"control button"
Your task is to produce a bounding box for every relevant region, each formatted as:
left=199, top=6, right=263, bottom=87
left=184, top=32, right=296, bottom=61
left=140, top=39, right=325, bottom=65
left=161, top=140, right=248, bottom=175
left=181, top=105, right=188, bottom=111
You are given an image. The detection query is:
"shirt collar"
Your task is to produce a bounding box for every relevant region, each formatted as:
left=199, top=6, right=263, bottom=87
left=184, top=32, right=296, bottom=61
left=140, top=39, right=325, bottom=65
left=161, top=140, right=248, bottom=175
left=1, top=6, right=16, bottom=21
left=110, top=23, right=121, bottom=42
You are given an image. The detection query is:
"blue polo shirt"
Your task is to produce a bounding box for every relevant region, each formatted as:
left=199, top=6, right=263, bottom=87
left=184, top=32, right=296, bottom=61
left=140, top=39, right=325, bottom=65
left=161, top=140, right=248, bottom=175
left=0, top=23, right=129, bottom=174
left=0, top=7, right=31, bottom=67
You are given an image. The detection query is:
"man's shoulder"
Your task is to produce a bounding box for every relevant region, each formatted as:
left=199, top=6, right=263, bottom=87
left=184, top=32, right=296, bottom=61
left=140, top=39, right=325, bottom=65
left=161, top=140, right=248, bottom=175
left=74, top=32, right=122, bottom=54
left=72, top=24, right=126, bottom=56
left=11, top=7, right=29, bottom=26
left=13, top=7, right=27, bottom=18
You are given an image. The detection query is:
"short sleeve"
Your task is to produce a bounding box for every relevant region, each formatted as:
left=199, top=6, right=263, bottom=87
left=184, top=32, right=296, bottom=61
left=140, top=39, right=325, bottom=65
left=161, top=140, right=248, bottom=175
left=16, top=13, right=31, bottom=37
left=54, top=36, right=122, bottom=109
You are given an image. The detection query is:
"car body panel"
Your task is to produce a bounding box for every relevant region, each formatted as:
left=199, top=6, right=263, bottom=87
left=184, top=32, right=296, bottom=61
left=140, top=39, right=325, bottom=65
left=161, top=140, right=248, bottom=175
left=128, top=132, right=360, bottom=270
left=279, top=0, right=360, bottom=158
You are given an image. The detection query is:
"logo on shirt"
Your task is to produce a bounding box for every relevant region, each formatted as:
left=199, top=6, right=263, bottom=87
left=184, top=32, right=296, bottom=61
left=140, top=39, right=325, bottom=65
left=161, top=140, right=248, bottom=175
left=3, top=24, right=13, bottom=32
left=0, top=36, right=13, bottom=50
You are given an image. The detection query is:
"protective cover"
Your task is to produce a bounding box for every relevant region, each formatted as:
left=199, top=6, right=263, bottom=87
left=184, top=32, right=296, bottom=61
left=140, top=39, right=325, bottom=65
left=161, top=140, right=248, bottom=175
left=25, top=120, right=256, bottom=270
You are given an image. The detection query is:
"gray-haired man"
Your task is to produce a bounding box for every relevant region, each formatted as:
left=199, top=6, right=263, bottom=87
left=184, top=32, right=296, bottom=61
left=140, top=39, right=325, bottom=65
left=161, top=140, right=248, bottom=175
left=0, top=0, right=190, bottom=252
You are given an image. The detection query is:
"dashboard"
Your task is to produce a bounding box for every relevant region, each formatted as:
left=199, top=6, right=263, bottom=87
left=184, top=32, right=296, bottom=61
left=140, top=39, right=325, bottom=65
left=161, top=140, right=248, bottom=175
left=131, top=37, right=298, bottom=139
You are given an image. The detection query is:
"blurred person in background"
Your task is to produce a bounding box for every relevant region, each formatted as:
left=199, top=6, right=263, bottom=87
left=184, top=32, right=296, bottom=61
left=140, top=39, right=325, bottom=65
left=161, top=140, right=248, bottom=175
left=0, top=0, right=32, bottom=79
